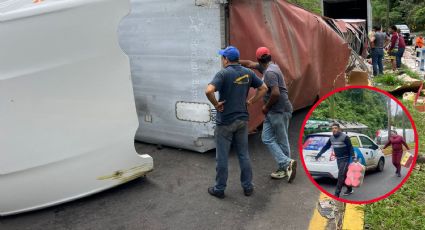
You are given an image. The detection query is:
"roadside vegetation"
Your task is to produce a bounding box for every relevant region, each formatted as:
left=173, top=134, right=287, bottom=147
left=372, top=0, right=425, bottom=32
left=374, top=63, right=423, bottom=92
left=364, top=102, right=425, bottom=230
left=287, top=0, right=321, bottom=14
left=310, top=89, right=389, bottom=137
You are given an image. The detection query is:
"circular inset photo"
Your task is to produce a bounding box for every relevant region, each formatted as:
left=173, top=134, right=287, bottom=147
left=299, top=86, right=418, bottom=204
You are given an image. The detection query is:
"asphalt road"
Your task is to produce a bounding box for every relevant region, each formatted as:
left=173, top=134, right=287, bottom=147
left=0, top=108, right=320, bottom=230
left=314, top=155, right=409, bottom=202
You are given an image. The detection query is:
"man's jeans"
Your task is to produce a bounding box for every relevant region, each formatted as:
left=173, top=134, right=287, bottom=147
left=371, top=48, right=384, bottom=76
left=396, top=47, right=405, bottom=68
left=335, top=157, right=352, bottom=196
left=214, top=119, right=253, bottom=193
left=262, top=112, right=292, bottom=169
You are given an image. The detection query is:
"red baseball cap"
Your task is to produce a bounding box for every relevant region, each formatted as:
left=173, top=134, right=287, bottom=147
left=256, top=47, right=271, bottom=59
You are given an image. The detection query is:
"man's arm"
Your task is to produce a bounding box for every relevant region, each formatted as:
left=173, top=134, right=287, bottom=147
left=262, top=86, right=280, bottom=114
left=315, top=139, right=331, bottom=160
left=401, top=138, right=410, bottom=150
left=383, top=140, right=391, bottom=149
left=247, top=83, right=267, bottom=106
left=389, top=35, right=397, bottom=51
left=369, top=32, right=376, bottom=43
left=240, top=60, right=259, bottom=69
left=205, top=84, right=224, bottom=112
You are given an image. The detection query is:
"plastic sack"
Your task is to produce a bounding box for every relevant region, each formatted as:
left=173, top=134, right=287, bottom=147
left=345, top=162, right=366, bottom=188
left=401, top=151, right=414, bottom=168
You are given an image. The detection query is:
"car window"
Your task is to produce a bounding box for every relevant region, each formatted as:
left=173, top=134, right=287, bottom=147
left=350, top=136, right=360, bottom=147
left=303, top=136, right=329, bottom=151
left=359, top=136, right=375, bottom=149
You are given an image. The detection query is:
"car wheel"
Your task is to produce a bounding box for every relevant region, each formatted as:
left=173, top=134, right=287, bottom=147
left=376, top=157, right=385, bottom=172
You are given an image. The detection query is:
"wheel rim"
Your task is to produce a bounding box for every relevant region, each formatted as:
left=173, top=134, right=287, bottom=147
left=379, top=160, right=384, bottom=170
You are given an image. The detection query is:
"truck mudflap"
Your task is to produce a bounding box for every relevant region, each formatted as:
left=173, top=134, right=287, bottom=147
left=0, top=0, right=153, bottom=216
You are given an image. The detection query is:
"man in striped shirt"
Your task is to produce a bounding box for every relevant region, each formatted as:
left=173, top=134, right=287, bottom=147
left=315, top=123, right=356, bottom=197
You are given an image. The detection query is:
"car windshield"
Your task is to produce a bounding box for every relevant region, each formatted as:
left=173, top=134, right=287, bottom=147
left=397, top=25, right=409, bottom=30
left=303, top=135, right=330, bottom=151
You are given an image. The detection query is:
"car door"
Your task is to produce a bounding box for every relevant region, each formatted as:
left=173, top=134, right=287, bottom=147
left=359, top=135, right=378, bottom=166
left=350, top=136, right=366, bottom=166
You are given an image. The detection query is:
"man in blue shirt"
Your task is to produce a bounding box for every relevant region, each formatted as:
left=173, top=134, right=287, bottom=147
left=205, top=46, right=267, bottom=198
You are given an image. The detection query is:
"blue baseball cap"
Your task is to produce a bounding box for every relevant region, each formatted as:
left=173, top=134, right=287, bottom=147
left=218, top=46, right=240, bottom=61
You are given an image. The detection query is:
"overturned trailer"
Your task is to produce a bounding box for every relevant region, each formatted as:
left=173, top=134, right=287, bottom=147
left=119, top=0, right=351, bottom=152
left=1, top=0, right=153, bottom=216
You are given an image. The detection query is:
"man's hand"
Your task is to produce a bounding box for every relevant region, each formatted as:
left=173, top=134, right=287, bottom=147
left=314, top=155, right=320, bottom=161
left=214, top=101, right=225, bottom=112
left=246, top=99, right=252, bottom=107
left=240, top=60, right=258, bottom=69
left=247, top=83, right=268, bottom=107
left=262, top=105, right=269, bottom=115
left=353, top=157, right=358, bottom=163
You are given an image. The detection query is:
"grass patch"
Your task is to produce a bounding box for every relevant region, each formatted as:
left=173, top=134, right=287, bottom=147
left=375, top=84, right=400, bottom=92
left=405, top=102, right=425, bottom=152
left=374, top=73, right=404, bottom=86
left=400, top=64, right=421, bottom=80
left=364, top=101, right=425, bottom=230
left=374, top=73, right=403, bottom=91
left=364, top=168, right=425, bottom=230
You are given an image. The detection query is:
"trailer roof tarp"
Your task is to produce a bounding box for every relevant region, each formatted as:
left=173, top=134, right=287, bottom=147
left=229, top=0, right=351, bottom=130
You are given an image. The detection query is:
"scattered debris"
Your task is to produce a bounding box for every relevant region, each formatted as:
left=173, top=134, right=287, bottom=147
left=403, top=92, right=416, bottom=102
left=318, top=199, right=336, bottom=219
left=397, top=74, right=421, bottom=83
left=347, top=69, right=371, bottom=86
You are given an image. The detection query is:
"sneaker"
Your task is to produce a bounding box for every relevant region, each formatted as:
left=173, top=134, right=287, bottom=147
left=208, top=187, right=225, bottom=199
left=343, top=188, right=354, bottom=196
left=270, top=168, right=287, bottom=179
left=244, top=188, right=254, bottom=197
left=287, top=160, right=297, bottom=183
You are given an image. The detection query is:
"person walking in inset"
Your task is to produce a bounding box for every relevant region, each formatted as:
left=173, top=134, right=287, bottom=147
left=383, top=130, right=410, bottom=177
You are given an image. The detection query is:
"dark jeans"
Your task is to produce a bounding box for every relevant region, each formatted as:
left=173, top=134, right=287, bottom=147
left=371, top=48, right=384, bottom=76
left=396, top=47, right=405, bottom=68
left=214, top=119, right=253, bottom=193
left=335, top=158, right=352, bottom=196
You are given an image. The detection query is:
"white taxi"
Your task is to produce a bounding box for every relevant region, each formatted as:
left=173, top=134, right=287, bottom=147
left=303, top=132, right=385, bottom=179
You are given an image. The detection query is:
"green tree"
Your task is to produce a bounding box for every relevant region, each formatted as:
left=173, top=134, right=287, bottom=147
left=287, top=0, right=322, bottom=15
left=372, top=0, right=425, bottom=31
left=310, top=89, right=389, bottom=137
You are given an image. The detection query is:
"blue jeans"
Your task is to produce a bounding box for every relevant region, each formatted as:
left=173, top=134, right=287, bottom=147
left=262, top=112, right=292, bottom=168
left=214, top=119, right=253, bottom=192
left=396, top=47, right=405, bottom=68
left=371, top=48, right=384, bottom=76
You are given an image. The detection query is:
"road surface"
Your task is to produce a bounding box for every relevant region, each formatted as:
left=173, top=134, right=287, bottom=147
left=314, top=155, right=409, bottom=202
left=0, top=108, right=320, bottom=230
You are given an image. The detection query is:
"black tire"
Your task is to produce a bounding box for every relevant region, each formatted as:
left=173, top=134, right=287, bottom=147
left=376, top=157, right=385, bottom=172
